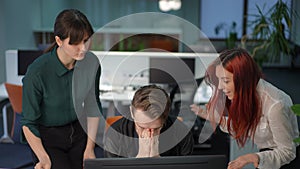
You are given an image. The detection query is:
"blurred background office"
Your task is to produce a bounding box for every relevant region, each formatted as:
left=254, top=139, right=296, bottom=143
left=0, top=0, right=300, bottom=169
left=1, top=0, right=299, bottom=84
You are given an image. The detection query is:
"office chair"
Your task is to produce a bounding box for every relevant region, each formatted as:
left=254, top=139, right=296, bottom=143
left=3, top=83, right=22, bottom=143
left=105, top=116, right=123, bottom=131
left=0, top=83, right=34, bottom=168
left=169, top=77, right=204, bottom=117
left=0, top=98, right=11, bottom=143
left=169, top=77, right=204, bottom=101
left=168, top=77, right=212, bottom=146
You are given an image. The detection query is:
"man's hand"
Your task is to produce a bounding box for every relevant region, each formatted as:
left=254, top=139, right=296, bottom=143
left=136, top=128, right=161, bottom=158
left=136, top=129, right=152, bottom=157
left=149, top=129, right=160, bottom=157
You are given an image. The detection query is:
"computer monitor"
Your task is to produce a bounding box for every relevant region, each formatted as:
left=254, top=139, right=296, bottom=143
left=18, top=50, right=43, bottom=75
left=5, top=50, right=43, bottom=85
left=149, top=57, right=195, bottom=84
left=84, top=155, right=227, bottom=169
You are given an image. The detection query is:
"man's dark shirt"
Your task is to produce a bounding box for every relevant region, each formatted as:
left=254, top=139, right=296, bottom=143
left=104, top=116, right=194, bottom=157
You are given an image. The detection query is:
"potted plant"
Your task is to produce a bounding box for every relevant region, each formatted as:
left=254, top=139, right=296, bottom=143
left=243, top=0, right=295, bottom=67
left=291, top=104, right=300, bottom=143
left=215, top=21, right=238, bottom=49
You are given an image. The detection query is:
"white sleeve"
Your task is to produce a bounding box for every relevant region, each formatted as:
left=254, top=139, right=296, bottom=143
left=256, top=101, right=297, bottom=169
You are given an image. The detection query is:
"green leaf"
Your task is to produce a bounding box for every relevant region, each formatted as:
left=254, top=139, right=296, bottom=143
left=291, top=104, right=300, bottom=116
left=293, top=137, right=300, bottom=143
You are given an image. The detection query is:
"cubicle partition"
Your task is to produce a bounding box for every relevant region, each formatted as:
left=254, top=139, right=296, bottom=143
left=4, top=50, right=218, bottom=87
left=93, top=51, right=218, bottom=90
left=3, top=49, right=217, bottom=118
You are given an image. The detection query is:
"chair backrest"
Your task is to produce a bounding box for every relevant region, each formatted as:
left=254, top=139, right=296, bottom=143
left=4, top=83, right=23, bottom=141
left=105, top=116, right=122, bottom=131
left=5, top=83, right=22, bottom=114
left=169, top=77, right=204, bottom=104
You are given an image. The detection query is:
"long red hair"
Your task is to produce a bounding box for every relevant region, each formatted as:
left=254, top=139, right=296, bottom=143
left=205, top=48, right=262, bottom=147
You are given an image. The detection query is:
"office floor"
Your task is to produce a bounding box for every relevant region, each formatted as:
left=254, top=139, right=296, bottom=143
left=0, top=68, right=299, bottom=168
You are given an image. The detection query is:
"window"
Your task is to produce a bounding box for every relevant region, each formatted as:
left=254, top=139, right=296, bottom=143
left=200, top=0, right=291, bottom=39
left=200, top=0, right=244, bottom=39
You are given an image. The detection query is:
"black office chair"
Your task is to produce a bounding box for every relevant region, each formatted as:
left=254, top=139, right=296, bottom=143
left=168, top=81, right=229, bottom=157
left=168, top=77, right=211, bottom=147
left=169, top=77, right=204, bottom=117
left=169, top=77, right=204, bottom=103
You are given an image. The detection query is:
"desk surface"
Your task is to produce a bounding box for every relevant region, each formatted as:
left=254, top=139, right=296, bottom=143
left=1, top=82, right=211, bottom=103
left=100, top=84, right=211, bottom=104
left=100, top=90, right=135, bottom=102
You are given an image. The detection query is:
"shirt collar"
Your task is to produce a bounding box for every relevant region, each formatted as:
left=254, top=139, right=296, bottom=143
left=256, top=78, right=265, bottom=92
left=51, top=47, right=70, bottom=77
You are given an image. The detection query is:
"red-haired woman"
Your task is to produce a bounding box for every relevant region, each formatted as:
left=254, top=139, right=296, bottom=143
left=190, top=48, right=299, bottom=169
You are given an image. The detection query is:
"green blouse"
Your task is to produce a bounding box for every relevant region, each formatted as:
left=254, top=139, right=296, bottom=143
left=21, top=47, right=102, bottom=139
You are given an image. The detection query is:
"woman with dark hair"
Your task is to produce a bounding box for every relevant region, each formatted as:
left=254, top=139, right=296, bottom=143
left=191, top=48, right=299, bottom=169
left=21, top=9, right=102, bottom=169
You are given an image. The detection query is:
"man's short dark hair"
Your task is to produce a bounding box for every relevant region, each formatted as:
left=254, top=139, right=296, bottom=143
left=131, top=85, right=171, bottom=123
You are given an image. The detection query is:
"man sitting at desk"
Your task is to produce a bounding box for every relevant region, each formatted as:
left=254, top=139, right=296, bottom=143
left=104, top=85, right=194, bottom=157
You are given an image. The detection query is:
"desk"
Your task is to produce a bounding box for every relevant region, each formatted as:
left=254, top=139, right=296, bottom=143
left=100, top=89, right=136, bottom=117
left=100, top=90, right=135, bottom=104
left=99, top=83, right=211, bottom=119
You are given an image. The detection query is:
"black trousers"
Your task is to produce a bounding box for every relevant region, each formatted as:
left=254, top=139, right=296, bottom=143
left=32, top=120, right=87, bottom=169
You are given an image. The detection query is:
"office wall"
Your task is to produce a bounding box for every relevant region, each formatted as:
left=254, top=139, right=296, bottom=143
left=0, top=2, right=5, bottom=83
left=0, top=0, right=41, bottom=83
left=1, top=0, right=298, bottom=84
left=0, top=0, right=200, bottom=84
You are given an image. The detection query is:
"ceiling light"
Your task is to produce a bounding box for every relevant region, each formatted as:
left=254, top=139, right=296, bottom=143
left=159, top=0, right=181, bottom=12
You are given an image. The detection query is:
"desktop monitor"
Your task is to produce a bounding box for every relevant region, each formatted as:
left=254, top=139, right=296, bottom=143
left=149, top=57, right=195, bottom=84
left=5, top=50, right=43, bottom=85
left=84, top=155, right=227, bottom=169
left=18, top=50, right=43, bottom=75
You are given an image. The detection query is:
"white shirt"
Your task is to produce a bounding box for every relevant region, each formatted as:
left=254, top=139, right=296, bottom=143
left=221, top=79, right=299, bottom=169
